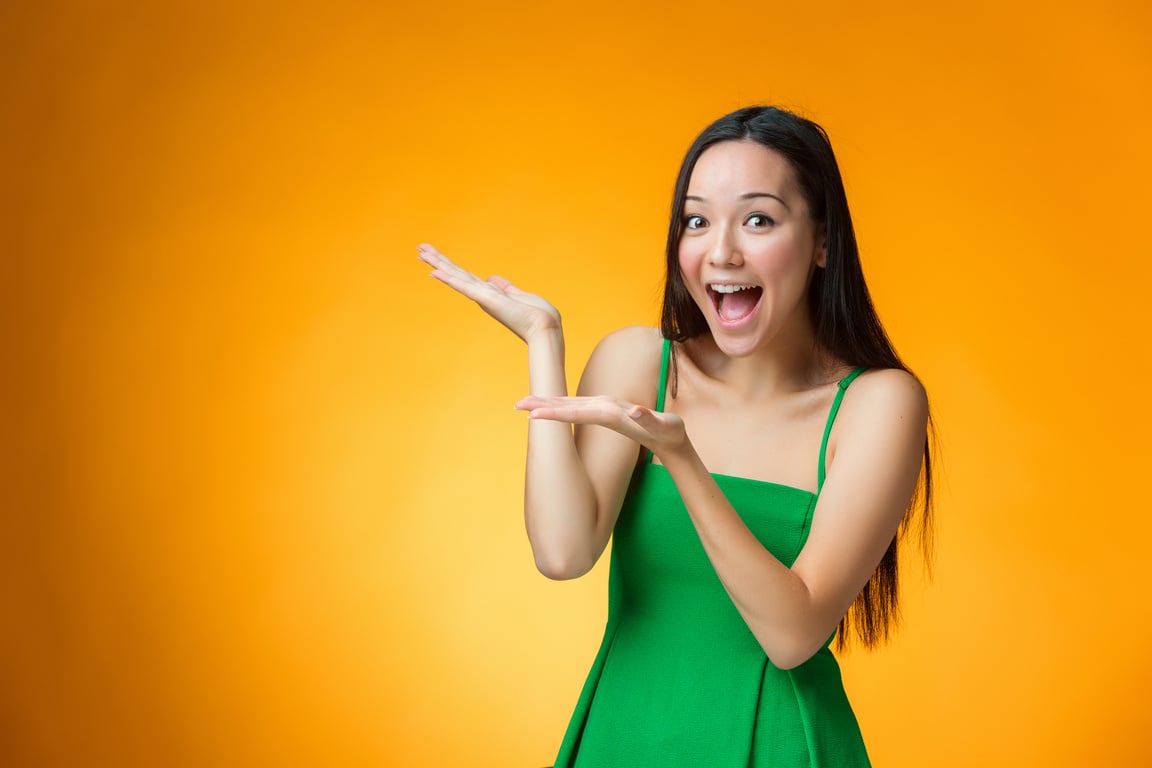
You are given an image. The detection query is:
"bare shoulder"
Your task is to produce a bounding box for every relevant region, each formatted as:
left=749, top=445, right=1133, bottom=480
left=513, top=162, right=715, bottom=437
left=848, top=367, right=927, bottom=408
left=817, top=367, right=929, bottom=525
left=837, top=367, right=929, bottom=443
left=591, top=325, right=663, bottom=360
left=577, top=326, right=664, bottom=406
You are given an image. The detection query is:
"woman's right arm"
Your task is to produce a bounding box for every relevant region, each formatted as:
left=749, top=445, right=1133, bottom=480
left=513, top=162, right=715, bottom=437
left=524, top=325, right=660, bottom=578
left=418, top=244, right=656, bottom=579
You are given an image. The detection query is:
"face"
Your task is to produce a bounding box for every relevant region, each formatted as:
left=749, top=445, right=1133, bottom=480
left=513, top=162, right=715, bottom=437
left=677, top=140, right=825, bottom=357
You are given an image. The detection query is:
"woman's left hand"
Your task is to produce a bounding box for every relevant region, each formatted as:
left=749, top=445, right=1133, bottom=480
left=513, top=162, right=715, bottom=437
left=515, top=395, right=689, bottom=459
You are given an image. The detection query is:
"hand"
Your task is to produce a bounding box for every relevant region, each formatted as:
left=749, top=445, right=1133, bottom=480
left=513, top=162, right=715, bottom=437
left=515, top=395, right=689, bottom=458
left=418, top=243, right=562, bottom=343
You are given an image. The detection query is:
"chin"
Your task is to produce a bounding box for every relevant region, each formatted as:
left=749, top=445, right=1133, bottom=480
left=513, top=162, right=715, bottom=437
left=706, top=328, right=764, bottom=358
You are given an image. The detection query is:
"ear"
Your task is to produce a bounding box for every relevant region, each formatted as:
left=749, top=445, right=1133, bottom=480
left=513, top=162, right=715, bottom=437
left=814, top=229, right=828, bottom=268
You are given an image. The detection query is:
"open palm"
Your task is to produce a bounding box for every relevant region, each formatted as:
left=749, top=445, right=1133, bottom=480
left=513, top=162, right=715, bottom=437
left=418, top=243, right=561, bottom=343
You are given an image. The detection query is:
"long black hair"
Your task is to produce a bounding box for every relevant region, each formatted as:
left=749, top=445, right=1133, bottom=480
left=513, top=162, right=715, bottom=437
left=660, top=105, right=935, bottom=651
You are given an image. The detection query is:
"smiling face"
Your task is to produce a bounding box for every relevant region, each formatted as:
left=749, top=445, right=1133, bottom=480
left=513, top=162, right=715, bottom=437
left=677, top=139, right=826, bottom=357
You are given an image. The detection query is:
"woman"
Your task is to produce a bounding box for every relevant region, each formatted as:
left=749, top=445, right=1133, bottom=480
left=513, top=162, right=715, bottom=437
left=418, top=106, right=934, bottom=767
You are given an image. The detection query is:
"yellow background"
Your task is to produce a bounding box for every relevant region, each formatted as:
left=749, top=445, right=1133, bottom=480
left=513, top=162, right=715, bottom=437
left=2, top=0, right=1150, bottom=765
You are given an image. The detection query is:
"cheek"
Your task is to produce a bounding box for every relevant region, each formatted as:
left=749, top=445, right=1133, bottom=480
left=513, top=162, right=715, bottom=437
left=676, top=242, right=705, bottom=282
left=749, top=243, right=801, bottom=279
left=676, top=239, right=694, bottom=267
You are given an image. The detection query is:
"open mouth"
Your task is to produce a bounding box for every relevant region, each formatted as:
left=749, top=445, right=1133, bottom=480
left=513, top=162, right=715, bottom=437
left=708, top=284, right=763, bottom=324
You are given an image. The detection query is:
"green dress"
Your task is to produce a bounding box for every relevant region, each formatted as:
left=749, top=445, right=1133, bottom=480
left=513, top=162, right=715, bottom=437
left=554, top=339, right=871, bottom=767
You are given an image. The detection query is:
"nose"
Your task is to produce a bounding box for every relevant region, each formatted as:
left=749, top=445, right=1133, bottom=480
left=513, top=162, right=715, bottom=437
left=706, top=225, right=743, bottom=267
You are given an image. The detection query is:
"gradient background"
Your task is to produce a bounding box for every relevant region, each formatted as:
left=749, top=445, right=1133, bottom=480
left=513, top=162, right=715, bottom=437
left=2, top=0, right=1150, bottom=765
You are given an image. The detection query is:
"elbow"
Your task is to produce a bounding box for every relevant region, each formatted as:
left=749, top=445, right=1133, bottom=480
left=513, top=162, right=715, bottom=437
left=767, top=646, right=817, bottom=671
left=533, top=549, right=594, bottom=581
left=761, top=630, right=827, bottom=671
left=527, top=518, right=603, bottom=580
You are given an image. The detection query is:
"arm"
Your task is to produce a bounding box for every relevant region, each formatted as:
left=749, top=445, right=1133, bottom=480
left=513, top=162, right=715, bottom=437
left=662, top=369, right=927, bottom=667
left=524, top=326, right=661, bottom=578
left=520, top=368, right=928, bottom=667
left=417, top=245, right=656, bottom=579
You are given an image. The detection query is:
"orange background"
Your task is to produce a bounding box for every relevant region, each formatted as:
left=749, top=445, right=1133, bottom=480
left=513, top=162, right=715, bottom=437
left=2, top=1, right=1150, bottom=765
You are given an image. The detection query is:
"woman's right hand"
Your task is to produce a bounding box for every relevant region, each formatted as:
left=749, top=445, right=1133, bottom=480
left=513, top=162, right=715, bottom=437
left=418, top=243, right=562, bottom=343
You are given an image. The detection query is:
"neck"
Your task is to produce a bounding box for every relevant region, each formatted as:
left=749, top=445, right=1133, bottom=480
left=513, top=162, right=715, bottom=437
left=687, top=315, right=836, bottom=398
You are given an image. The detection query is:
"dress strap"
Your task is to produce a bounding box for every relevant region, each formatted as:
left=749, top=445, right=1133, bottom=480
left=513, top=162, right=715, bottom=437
left=817, top=367, right=866, bottom=492
left=646, top=338, right=672, bottom=465
left=655, top=337, right=671, bottom=412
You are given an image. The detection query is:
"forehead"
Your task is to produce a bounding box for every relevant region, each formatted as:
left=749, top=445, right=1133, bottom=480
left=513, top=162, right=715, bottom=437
left=687, top=140, right=800, bottom=200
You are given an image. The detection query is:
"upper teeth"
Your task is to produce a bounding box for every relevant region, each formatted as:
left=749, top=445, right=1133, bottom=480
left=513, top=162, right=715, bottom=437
left=711, top=284, right=756, bottom=294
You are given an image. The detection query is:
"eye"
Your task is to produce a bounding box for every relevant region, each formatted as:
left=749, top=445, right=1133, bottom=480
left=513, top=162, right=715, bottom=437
left=683, top=214, right=707, bottom=230
left=745, top=213, right=775, bottom=228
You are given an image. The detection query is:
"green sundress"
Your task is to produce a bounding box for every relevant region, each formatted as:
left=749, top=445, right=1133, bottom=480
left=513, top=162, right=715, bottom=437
left=554, top=339, right=871, bottom=767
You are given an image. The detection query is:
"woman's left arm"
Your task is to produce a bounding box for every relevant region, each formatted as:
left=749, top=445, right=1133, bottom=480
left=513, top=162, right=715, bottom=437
left=518, top=368, right=928, bottom=669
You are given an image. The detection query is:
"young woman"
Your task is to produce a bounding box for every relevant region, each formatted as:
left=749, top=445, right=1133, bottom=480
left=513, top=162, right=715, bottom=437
left=418, top=106, right=934, bottom=767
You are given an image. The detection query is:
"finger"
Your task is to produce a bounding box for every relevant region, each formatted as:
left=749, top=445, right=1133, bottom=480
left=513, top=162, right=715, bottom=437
left=526, top=406, right=619, bottom=425
left=627, top=405, right=655, bottom=424
left=421, top=251, right=465, bottom=277
left=431, top=268, right=504, bottom=303
left=516, top=395, right=559, bottom=410
left=516, top=395, right=606, bottom=411
left=418, top=245, right=478, bottom=283
left=418, top=246, right=493, bottom=294
left=417, top=243, right=451, bottom=261
left=525, top=399, right=633, bottom=425
left=416, top=243, right=447, bottom=267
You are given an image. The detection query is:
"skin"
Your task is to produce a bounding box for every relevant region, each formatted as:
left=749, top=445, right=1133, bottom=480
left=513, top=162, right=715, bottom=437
left=417, top=140, right=928, bottom=670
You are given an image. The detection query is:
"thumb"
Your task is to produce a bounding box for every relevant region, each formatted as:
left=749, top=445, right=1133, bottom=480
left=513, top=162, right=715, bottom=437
left=627, top=405, right=659, bottom=426
left=487, top=275, right=523, bottom=294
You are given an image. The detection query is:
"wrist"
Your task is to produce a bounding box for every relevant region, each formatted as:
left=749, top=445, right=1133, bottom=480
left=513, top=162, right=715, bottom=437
left=526, top=326, right=567, bottom=396
left=526, top=325, right=565, bottom=352
left=652, top=434, right=699, bottom=473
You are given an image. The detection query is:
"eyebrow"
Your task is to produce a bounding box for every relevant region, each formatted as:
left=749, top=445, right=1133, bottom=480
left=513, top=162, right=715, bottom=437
left=685, top=192, right=790, bottom=210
